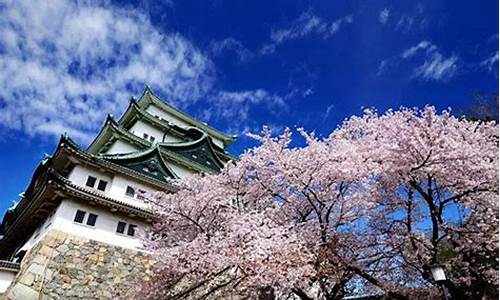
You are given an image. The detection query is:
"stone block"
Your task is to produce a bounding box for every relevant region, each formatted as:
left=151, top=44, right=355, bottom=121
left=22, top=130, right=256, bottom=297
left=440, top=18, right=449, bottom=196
left=8, top=283, right=39, bottom=300
left=19, top=273, right=35, bottom=286
left=27, top=263, right=45, bottom=276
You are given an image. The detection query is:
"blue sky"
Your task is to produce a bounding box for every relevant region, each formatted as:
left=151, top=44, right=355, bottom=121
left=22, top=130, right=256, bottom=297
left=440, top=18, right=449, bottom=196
left=0, top=0, right=497, bottom=215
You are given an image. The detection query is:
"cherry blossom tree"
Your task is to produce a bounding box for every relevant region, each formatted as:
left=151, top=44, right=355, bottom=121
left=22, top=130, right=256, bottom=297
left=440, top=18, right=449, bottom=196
left=335, top=106, right=499, bottom=299
left=137, top=106, right=498, bottom=300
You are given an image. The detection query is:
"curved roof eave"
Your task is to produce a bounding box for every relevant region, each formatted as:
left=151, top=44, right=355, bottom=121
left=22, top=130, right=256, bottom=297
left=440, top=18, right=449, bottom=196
left=138, top=86, right=238, bottom=146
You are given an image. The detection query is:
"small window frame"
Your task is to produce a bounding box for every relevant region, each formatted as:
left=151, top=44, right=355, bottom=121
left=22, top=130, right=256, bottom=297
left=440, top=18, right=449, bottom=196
left=116, top=221, right=127, bottom=234
left=85, top=176, right=97, bottom=188
left=74, top=210, right=86, bottom=223
left=86, top=213, right=98, bottom=226
left=125, top=186, right=135, bottom=197
left=97, top=179, right=108, bottom=192
left=127, top=224, right=137, bottom=237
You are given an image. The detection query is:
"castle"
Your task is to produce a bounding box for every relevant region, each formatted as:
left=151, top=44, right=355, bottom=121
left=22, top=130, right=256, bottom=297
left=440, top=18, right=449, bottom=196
left=0, top=87, right=237, bottom=299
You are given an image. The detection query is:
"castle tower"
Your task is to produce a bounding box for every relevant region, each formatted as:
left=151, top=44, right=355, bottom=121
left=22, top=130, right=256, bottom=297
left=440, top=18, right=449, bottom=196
left=0, top=87, right=237, bottom=299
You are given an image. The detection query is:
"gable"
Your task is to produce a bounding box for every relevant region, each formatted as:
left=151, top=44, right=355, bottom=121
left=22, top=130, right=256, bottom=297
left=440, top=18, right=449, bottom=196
left=101, top=149, right=178, bottom=182
left=161, top=137, right=225, bottom=172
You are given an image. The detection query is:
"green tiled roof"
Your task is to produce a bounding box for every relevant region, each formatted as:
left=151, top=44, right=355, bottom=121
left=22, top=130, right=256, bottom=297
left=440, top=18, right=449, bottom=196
left=99, top=145, right=179, bottom=181
left=87, top=116, right=235, bottom=174
left=160, top=134, right=225, bottom=172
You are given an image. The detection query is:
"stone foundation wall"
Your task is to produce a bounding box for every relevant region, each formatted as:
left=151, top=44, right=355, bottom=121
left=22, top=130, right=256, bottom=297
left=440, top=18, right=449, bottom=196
left=2, top=230, right=155, bottom=299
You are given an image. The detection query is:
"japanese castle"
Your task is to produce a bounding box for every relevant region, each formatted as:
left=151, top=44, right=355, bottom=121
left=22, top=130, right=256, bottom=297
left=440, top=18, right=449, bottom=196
left=0, top=87, right=237, bottom=299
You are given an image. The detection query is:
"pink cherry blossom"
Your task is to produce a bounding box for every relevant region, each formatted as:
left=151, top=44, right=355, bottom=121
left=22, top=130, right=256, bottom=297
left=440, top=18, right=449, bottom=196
left=137, top=106, right=498, bottom=300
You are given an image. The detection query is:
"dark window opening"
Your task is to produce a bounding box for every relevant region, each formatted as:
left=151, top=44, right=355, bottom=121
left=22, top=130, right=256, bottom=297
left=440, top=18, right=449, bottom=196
left=86, top=213, right=98, bottom=226
left=74, top=210, right=86, bottom=223
left=125, top=186, right=135, bottom=197
left=149, top=136, right=155, bottom=143
left=143, top=133, right=149, bottom=139
left=85, top=176, right=97, bottom=188
left=136, top=189, right=146, bottom=200
left=97, top=180, right=107, bottom=191
left=116, top=221, right=126, bottom=234
left=127, top=224, right=137, bottom=237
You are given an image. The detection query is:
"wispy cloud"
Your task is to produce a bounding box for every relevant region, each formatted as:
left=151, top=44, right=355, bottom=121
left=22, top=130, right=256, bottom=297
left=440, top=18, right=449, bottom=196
left=394, top=4, right=428, bottom=32
left=396, top=15, right=414, bottom=32
left=401, top=41, right=436, bottom=58
left=480, top=51, right=499, bottom=73
left=200, top=89, right=286, bottom=132
left=377, top=60, right=388, bottom=76
left=322, top=104, right=335, bottom=121
left=402, top=41, right=458, bottom=81
left=377, top=41, right=458, bottom=81
left=209, top=37, right=253, bottom=63
left=414, top=53, right=458, bottom=81
left=261, top=11, right=353, bottom=55
left=379, top=8, right=390, bottom=24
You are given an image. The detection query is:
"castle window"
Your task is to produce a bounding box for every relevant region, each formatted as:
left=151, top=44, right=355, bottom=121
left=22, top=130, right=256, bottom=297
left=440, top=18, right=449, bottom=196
left=136, top=189, right=146, bottom=200
left=74, top=210, right=98, bottom=227
left=116, top=221, right=126, bottom=234
left=86, top=213, right=98, bottom=226
left=74, top=210, right=86, bottom=223
left=97, top=179, right=108, bottom=191
left=85, top=176, right=97, bottom=188
left=125, top=186, right=135, bottom=197
left=116, top=221, right=137, bottom=237
left=149, top=136, right=155, bottom=143
left=127, top=224, right=137, bottom=237
left=143, top=133, right=149, bottom=140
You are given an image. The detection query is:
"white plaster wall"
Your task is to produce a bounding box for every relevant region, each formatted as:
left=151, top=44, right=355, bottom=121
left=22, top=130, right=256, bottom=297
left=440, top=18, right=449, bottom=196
left=68, top=165, right=112, bottom=194
left=67, top=165, right=154, bottom=209
left=16, top=195, right=149, bottom=256
left=49, top=199, right=146, bottom=250
left=0, top=271, right=16, bottom=293
left=105, top=140, right=138, bottom=154
left=19, top=205, right=59, bottom=252
left=146, top=104, right=190, bottom=128
left=129, top=120, right=174, bottom=143
left=107, top=175, right=154, bottom=209
left=167, top=162, right=195, bottom=178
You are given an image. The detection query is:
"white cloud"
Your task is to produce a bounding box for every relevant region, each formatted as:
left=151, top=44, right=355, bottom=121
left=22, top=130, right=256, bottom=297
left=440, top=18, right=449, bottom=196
left=480, top=51, right=499, bottom=72
left=414, top=53, right=458, bottom=81
left=0, top=0, right=216, bottom=143
left=261, top=11, right=353, bottom=54
left=401, top=40, right=436, bottom=58
left=396, top=15, right=414, bottom=32
left=379, top=8, right=390, bottom=24
left=377, top=60, right=388, bottom=76
left=209, top=37, right=253, bottom=62
left=205, top=89, right=286, bottom=121
left=322, top=104, right=335, bottom=121
left=401, top=41, right=458, bottom=81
